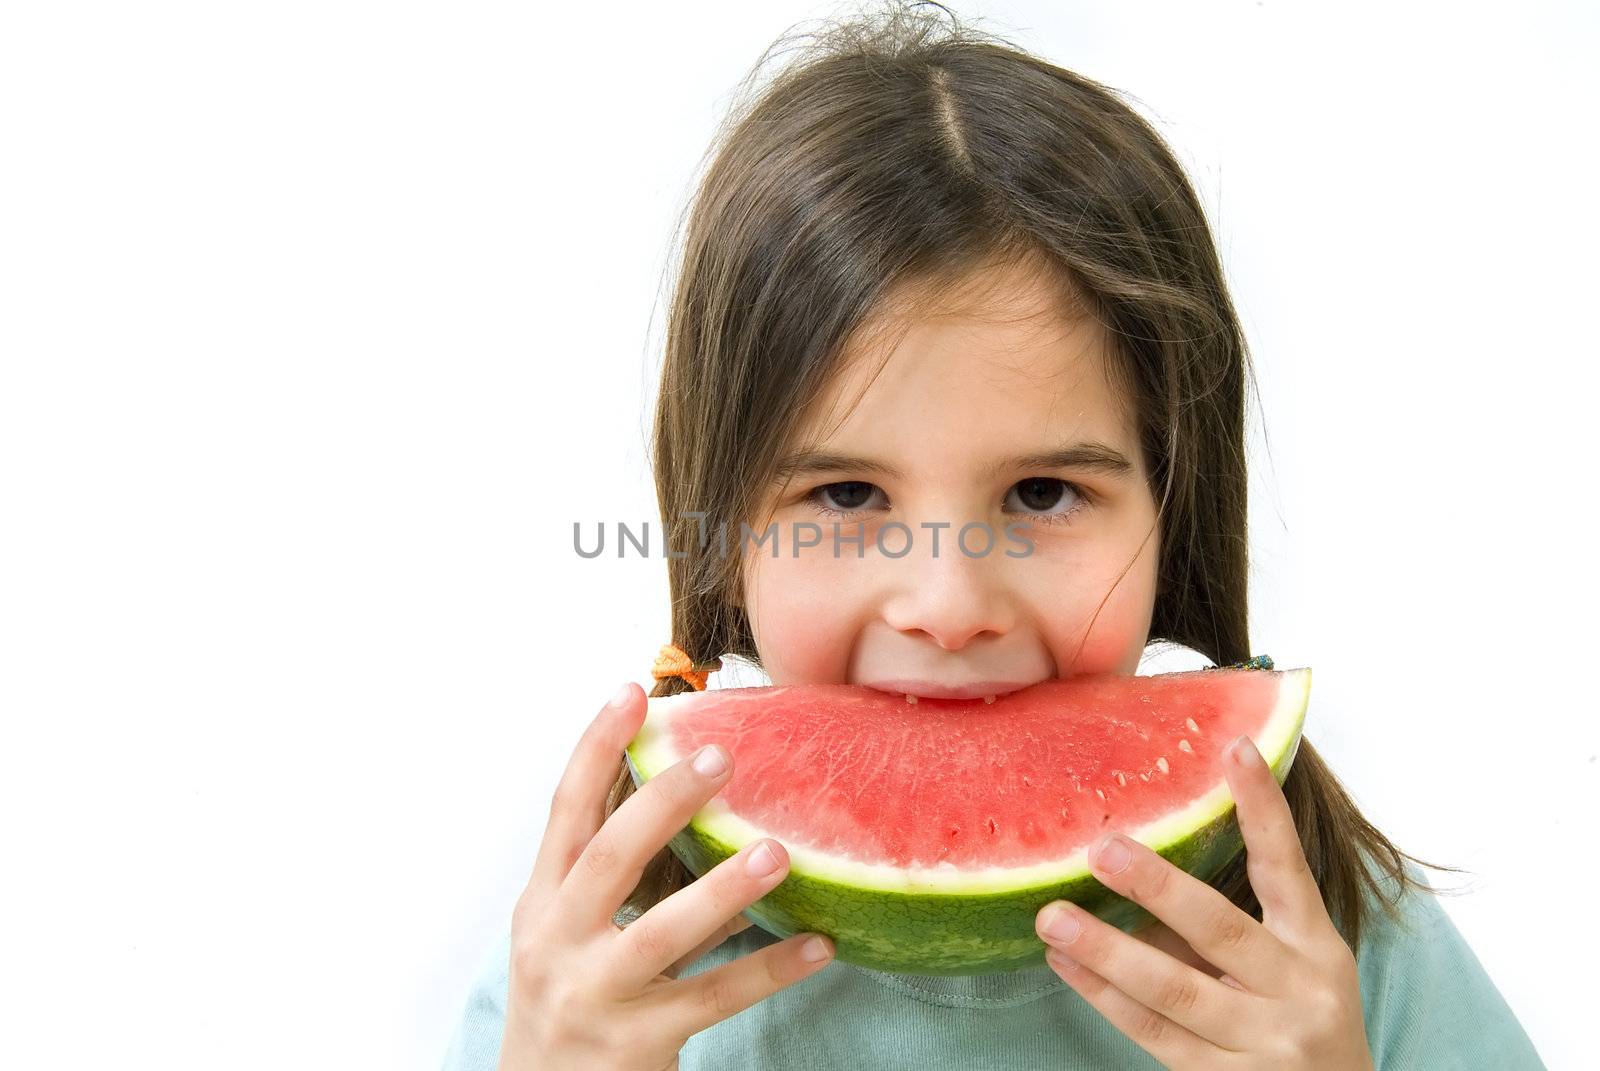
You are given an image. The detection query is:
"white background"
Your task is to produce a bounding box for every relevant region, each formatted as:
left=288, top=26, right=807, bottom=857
left=2, top=1, right=1594, bottom=1067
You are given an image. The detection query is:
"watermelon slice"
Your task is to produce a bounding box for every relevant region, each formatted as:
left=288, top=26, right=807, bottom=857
left=624, top=664, right=1311, bottom=975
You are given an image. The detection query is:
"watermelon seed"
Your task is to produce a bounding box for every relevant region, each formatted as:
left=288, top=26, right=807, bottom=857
left=1178, top=738, right=1193, bottom=753
left=1114, top=771, right=1126, bottom=787
left=986, top=817, right=998, bottom=835
left=1186, top=717, right=1200, bottom=734
left=1022, top=775, right=1033, bottom=787
left=983, top=695, right=996, bottom=704
left=1139, top=772, right=1150, bottom=782
left=906, top=694, right=918, bottom=705
left=1155, top=756, right=1170, bottom=774
left=1095, top=788, right=1107, bottom=801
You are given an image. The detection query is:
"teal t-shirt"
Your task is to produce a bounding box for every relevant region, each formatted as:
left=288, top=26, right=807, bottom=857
left=441, top=859, right=1544, bottom=1069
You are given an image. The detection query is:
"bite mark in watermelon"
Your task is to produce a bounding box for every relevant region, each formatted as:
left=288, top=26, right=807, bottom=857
left=624, top=664, right=1311, bottom=975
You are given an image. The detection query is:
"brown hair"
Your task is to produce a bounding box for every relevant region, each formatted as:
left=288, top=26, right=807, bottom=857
left=605, top=1, right=1460, bottom=953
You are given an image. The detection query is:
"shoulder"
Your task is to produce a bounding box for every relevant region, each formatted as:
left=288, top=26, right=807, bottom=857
left=1353, top=855, right=1451, bottom=947
left=440, top=926, right=513, bottom=1071
left=1351, top=856, right=1545, bottom=1070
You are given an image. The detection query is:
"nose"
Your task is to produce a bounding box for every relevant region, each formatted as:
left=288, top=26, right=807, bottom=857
left=880, top=534, right=1017, bottom=651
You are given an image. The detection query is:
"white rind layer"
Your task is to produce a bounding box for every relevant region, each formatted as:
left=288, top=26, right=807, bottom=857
left=628, top=668, right=1312, bottom=894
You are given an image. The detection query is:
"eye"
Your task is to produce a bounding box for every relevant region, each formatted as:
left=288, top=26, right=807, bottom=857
left=1004, top=477, right=1090, bottom=526
left=807, top=480, right=886, bottom=516
left=803, top=478, right=1091, bottom=526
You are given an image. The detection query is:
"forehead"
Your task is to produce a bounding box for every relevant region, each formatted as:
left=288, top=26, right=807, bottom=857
left=792, top=257, right=1138, bottom=458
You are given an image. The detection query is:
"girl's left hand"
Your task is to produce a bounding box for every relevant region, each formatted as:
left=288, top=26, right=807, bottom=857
left=1035, top=734, right=1374, bottom=1069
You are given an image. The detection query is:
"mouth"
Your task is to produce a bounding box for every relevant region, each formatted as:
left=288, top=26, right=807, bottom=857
left=858, top=678, right=1044, bottom=702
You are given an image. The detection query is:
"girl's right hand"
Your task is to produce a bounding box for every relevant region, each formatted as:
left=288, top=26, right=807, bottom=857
left=497, top=682, right=835, bottom=1071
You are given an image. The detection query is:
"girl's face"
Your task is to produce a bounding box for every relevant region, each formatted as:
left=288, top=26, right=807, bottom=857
left=741, top=259, right=1161, bottom=697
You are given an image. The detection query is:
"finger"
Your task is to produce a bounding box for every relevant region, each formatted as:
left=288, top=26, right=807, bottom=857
left=609, top=838, right=792, bottom=991
left=1075, top=830, right=1295, bottom=996
left=664, top=917, right=753, bottom=979
left=1045, top=949, right=1231, bottom=1067
left=1225, top=734, right=1337, bottom=942
left=554, top=737, right=736, bottom=931
left=649, top=932, right=835, bottom=1040
left=528, top=682, right=646, bottom=896
left=1037, top=897, right=1254, bottom=1050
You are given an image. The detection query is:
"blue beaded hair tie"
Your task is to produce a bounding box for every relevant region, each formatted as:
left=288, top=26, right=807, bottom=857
left=1203, top=654, right=1274, bottom=671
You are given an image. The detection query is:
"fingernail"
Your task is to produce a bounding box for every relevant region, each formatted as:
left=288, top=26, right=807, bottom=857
left=611, top=682, right=635, bottom=709
left=692, top=744, right=728, bottom=777
left=801, top=935, right=833, bottom=962
left=1094, top=833, right=1132, bottom=875
left=746, top=841, right=780, bottom=877
left=1040, top=902, right=1080, bottom=943
left=1229, top=735, right=1257, bottom=766
left=1048, top=949, right=1080, bottom=973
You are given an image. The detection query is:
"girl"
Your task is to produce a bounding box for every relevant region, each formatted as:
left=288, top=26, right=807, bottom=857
left=446, top=5, right=1544, bottom=1068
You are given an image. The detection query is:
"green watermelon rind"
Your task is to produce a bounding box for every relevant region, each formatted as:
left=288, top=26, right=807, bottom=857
left=624, top=668, right=1311, bottom=976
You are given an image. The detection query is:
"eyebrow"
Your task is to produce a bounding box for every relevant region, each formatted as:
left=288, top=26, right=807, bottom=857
left=770, top=441, right=1137, bottom=483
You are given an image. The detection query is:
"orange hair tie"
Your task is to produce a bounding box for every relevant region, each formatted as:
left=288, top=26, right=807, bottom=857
left=652, top=643, right=723, bottom=692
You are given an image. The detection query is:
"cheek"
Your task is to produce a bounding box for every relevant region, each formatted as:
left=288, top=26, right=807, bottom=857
left=1040, top=530, right=1160, bottom=677
left=743, top=553, right=860, bottom=683
left=1063, top=596, right=1154, bottom=675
